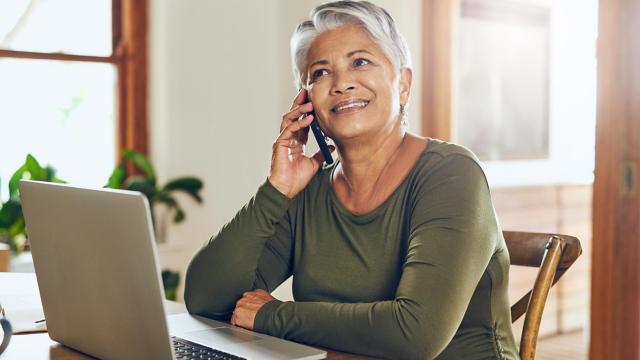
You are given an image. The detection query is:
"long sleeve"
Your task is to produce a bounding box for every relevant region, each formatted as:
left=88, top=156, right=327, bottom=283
left=253, top=156, right=498, bottom=360
left=184, top=180, right=295, bottom=319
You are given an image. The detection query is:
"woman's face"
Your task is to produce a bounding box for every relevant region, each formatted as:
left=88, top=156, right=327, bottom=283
left=304, top=24, right=411, bottom=143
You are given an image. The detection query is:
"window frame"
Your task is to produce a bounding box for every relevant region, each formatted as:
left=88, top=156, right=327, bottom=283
left=0, top=0, right=149, bottom=163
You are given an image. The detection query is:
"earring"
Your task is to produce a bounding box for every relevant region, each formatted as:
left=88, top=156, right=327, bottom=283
left=400, top=104, right=408, bottom=126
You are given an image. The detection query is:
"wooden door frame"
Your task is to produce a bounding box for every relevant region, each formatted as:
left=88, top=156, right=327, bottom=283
left=421, top=0, right=640, bottom=358
left=421, top=0, right=456, bottom=141
left=589, top=0, right=640, bottom=358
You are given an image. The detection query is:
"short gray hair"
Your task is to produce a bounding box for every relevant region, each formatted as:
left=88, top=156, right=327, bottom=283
left=291, top=1, right=412, bottom=89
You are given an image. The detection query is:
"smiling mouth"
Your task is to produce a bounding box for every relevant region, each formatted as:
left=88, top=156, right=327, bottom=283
left=331, top=100, right=370, bottom=114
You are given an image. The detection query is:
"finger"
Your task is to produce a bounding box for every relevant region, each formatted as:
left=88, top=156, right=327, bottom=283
left=279, top=114, right=314, bottom=140
left=253, top=288, right=269, bottom=295
left=250, top=289, right=270, bottom=299
left=280, top=102, right=313, bottom=132
left=242, top=291, right=258, bottom=298
left=299, top=123, right=310, bottom=144
left=290, top=88, right=307, bottom=110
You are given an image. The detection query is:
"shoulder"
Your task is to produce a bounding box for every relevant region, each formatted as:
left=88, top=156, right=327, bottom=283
left=412, top=138, right=487, bottom=188
left=408, top=139, right=498, bottom=240
left=423, top=138, right=482, bottom=165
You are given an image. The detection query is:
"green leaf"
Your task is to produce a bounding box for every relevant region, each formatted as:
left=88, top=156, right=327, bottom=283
left=44, top=165, right=59, bottom=182
left=8, top=216, right=25, bottom=238
left=0, top=198, right=22, bottom=229
left=161, top=269, right=180, bottom=301
left=123, top=149, right=156, bottom=183
left=25, top=154, right=46, bottom=180
left=104, top=165, right=126, bottom=189
left=162, top=177, right=204, bottom=203
left=155, top=193, right=177, bottom=207
left=124, top=176, right=156, bottom=200
left=173, top=206, right=185, bottom=223
left=8, top=164, right=27, bottom=198
left=162, top=269, right=180, bottom=288
left=155, top=194, right=185, bottom=224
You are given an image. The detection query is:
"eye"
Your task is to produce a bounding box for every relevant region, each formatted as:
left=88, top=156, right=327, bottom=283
left=311, top=68, right=328, bottom=81
left=353, top=58, right=370, bottom=67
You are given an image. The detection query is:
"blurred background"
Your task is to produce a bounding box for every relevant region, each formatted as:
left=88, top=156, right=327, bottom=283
left=0, top=0, right=602, bottom=358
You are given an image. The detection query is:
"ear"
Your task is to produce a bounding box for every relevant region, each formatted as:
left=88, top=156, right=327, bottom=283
left=398, top=67, right=413, bottom=106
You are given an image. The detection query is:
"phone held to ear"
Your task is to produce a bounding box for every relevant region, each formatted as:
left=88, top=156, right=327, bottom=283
left=308, top=112, right=334, bottom=165
left=301, top=88, right=333, bottom=165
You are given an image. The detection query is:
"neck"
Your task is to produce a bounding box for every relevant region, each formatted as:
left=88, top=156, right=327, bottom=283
left=334, top=121, right=406, bottom=198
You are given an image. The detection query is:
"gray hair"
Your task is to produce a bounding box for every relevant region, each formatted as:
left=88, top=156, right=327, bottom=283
left=290, top=1, right=412, bottom=89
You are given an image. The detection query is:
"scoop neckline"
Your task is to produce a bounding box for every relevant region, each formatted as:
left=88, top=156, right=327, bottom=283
left=327, top=138, right=434, bottom=222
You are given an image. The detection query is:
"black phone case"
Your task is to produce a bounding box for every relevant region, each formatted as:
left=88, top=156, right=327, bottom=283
left=309, top=114, right=333, bottom=164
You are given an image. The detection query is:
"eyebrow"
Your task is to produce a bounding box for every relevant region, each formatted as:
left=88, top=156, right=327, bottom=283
left=308, top=49, right=374, bottom=69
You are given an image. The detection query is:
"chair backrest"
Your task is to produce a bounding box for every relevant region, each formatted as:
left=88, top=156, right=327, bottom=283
left=503, top=231, right=582, bottom=360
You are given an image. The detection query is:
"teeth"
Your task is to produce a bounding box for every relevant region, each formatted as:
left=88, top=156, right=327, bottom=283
left=334, top=101, right=369, bottom=112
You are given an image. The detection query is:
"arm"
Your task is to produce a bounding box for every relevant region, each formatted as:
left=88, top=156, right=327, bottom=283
left=184, top=180, right=294, bottom=319
left=254, top=156, right=498, bottom=360
left=186, top=88, right=334, bottom=320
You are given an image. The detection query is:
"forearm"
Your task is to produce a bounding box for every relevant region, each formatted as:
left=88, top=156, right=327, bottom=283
left=254, top=299, right=446, bottom=360
left=184, top=180, right=292, bottom=319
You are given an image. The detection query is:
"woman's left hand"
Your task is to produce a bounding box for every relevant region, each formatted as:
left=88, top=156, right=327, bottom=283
left=230, top=289, right=277, bottom=330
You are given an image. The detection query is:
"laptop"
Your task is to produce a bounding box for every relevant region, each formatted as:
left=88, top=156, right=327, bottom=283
left=19, top=180, right=326, bottom=360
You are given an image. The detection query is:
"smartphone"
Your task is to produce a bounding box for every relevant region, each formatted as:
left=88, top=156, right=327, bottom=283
left=309, top=114, right=334, bottom=165
left=302, top=91, right=333, bottom=164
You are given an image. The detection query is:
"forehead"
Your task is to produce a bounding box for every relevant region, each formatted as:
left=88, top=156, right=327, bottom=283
left=306, top=24, right=387, bottom=65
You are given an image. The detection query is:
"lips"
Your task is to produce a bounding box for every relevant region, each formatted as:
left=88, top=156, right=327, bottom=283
left=331, top=99, right=370, bottom=113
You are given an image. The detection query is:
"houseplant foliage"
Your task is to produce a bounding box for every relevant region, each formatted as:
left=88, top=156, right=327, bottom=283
left=1, top=150, right=203, bottom=300
left=0, top=154, right=64, bottom=252
left=104, top=148, right=205, bottom=299
left=104, top=149, right=204, bottom=225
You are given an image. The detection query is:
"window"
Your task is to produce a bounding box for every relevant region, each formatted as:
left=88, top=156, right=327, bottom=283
left=453, top=0, right=598, bottom=186
left=456, top=0, right=550, bottom=161
left=0, top=0, right=147, bottom=197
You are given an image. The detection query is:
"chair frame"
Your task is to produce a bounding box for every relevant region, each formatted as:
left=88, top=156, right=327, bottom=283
left=504, top=231, right=582, bottom=360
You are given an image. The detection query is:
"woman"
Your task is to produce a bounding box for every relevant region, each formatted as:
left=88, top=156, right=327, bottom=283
left=185, top=1, right=518, bottom=359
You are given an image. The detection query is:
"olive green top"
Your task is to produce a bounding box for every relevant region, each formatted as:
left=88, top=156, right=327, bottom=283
left=184, top=139, right=519, bottom=360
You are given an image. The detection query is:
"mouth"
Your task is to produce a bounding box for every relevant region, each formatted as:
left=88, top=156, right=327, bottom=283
left=331, top=99, right=370, bottom=114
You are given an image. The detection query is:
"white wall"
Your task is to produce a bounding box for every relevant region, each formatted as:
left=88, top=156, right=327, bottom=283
left=149, top=0, right=423, bottom=301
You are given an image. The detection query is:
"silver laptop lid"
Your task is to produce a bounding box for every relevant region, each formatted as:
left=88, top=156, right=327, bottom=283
left=19, top=180, right=174, bottom=360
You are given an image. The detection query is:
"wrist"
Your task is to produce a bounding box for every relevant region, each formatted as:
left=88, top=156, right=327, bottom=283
left=267, top=176, right=294, bottom=198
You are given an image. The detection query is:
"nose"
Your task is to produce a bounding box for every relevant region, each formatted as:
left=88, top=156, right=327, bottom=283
left=330, top=71, right=356, bottom=95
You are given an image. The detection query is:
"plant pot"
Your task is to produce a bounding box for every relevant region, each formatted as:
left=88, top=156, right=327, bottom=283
left=0, top=243, right=9, bottom=272
left=153, top=204, right=170, bottom=244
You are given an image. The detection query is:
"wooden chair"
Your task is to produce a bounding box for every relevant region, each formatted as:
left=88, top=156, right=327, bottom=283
left=504, top=231, right=582, bottom=360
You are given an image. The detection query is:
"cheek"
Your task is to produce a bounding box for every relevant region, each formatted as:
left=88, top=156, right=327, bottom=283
left=308, top=87, right=330, bottom=117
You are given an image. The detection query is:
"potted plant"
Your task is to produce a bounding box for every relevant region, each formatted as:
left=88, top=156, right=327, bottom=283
left=0, top=155, right=65, bottom=252
left=104, top=149, right=204, bottom=299
left=104, top=148, right=204, bottom=240
left=1, top=150, right=203, bottom=300
left=0, top=155, right=65, bottom=271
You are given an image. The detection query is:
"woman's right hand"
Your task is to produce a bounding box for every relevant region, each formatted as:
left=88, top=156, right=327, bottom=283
left=268, top=89, right=333, bottom=199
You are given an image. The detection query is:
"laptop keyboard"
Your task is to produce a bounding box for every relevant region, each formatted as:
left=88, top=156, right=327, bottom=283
left=172, top=336, right=247, bottom=360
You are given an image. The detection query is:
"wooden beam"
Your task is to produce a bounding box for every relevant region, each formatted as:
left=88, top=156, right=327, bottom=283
left=421, top=0, right=456, bottom=141
left=116, top=0, right=149, bottom=161
left=0, top=49, right=116, bottom=63
left=590, top=0, right=640, bottom=358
